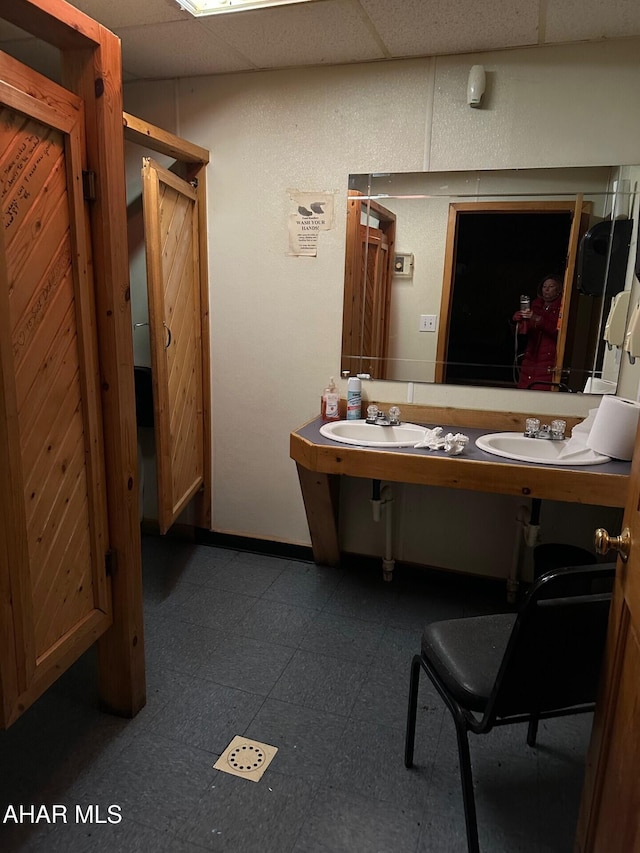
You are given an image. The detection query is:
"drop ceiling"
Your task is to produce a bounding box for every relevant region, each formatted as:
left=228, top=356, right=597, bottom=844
left=1, top=0, right=639, bottom=82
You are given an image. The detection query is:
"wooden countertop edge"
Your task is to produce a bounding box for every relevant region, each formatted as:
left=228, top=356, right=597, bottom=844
left=289, top=431, right=628, bottom=509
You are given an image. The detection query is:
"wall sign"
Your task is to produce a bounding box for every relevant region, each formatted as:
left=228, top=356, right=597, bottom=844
left=287, top=190, right=335, bottom=257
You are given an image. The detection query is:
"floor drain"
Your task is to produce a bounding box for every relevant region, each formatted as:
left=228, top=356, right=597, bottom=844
left=228, top=744, right=265, bottom=772
left=214, top=736, right=278, bottom=782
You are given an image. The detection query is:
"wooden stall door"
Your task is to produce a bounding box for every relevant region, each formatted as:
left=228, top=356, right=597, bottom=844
left=0, top=64, right=111, bottom=727
left=576, top=421, right=640, bottom=850
left=141, top=158, right=204, bottom=534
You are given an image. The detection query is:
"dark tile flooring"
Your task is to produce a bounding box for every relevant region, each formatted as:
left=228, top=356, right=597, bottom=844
left=0, top=536, right=592, bottom=852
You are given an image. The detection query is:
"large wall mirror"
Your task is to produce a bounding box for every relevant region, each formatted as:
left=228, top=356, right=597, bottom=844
left=341, top=165, right=639, bottom=393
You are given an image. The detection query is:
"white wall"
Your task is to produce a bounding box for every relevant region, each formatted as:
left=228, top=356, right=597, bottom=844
left=124, top=38, right=638, bottom=575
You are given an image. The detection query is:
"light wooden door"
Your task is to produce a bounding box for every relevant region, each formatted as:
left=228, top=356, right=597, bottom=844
left=141, top=158, right=204, bottom=534
left=576, top=422, right=640, bottom=849
left=0, top=67, right=111, bottom=726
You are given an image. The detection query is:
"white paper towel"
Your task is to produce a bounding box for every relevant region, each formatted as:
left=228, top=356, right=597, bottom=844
left=586, top=395, right=640, bottom=460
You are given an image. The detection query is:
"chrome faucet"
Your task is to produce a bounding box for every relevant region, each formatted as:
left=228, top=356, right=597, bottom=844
left=366, top=405, right=402, bottom=426
left=524, top=418, right=566, bottom=440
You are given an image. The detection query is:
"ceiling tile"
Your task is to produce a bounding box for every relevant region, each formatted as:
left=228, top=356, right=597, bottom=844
left=360, top=0, right=540, bottom=56
left=118, top=20, right=257, bottom=78
left=68, top=0, right=188, bottom=29
left=199, top=0, right=386, bottom=69
left=0, top=37, right=60, bottom=80
left=545, top=0, right=640, bottom=42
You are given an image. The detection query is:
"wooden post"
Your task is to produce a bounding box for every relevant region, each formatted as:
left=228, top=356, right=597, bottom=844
left=2, top=0, right=147, bottom=717
left=61, top=33, right=146, bottom=716
left=296, top=464, right=341, bottom=567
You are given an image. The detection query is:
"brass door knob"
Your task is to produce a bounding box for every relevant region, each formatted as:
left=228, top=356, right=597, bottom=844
left=594, top=527, right=631, bottom=562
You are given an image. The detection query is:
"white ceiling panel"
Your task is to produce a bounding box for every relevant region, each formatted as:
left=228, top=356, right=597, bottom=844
left=359, top=0, right=539, bottom=57
left=545, top=0, right=640, bottom=43
left=200, top=0, right=386, bottom=69
left=1, top=0, right=640, bottom=81
left=66, top=0, right=188, bottom=29
left=119, top=19, right=257, bottom=77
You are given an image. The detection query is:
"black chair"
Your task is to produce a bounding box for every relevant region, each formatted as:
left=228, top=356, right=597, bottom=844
left=404, top=563, right=616, bottom=853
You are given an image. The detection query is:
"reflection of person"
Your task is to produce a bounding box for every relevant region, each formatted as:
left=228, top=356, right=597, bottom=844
left=513, top=274, right=564, bottom=389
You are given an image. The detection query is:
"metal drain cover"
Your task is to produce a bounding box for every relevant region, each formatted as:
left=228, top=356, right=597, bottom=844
left=228, top=743, right=265, bottom=771
left=214, top=736, right=278, bottom=782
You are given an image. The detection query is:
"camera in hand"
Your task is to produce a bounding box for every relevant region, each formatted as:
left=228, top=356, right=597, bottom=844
left=517, top=294, right=531, bottom=335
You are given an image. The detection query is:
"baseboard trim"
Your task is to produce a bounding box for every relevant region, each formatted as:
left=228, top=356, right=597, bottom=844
left=140, top=524, right=509, bottom=590
left=193, top=528, right=314, bottom=562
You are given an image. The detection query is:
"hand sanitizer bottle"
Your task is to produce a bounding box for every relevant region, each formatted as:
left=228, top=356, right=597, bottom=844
left=346, top=376, right=362, bottom=420
left=321, top=377, right=340, bottom=421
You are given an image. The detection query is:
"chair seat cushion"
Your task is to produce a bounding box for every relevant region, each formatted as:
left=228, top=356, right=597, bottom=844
left=422, top=613, right=517, bottom=712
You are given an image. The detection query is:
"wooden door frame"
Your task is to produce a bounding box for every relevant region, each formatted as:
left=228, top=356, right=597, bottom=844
left=123, top=112, right=212, bottom=531
left=2, top=0, right=144, bottom=718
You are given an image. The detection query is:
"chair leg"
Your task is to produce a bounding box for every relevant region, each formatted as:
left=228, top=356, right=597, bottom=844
left=453, top=716, right=480, bottom=853
left=404, top=655, right=422, bottom=768
left=527, top=714, right=539, bottom=747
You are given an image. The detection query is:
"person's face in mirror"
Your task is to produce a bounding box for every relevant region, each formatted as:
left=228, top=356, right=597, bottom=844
left=541, top=278, right=562, bottom=302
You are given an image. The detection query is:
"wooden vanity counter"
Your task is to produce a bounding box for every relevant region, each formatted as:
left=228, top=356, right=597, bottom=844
left=290, top=406, right=631, bottom=567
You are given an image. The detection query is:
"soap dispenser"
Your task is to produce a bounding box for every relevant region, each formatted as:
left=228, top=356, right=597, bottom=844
left=321, top=377, right=340, bottom=421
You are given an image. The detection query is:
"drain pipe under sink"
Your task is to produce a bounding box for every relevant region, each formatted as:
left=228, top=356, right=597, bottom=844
left=371, top=479, right=395, bottom=582
left=509, top=499, right=541, bottom=602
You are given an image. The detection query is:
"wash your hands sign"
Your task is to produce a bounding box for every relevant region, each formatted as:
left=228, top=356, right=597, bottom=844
left=287, top=190, right=335, bottom=256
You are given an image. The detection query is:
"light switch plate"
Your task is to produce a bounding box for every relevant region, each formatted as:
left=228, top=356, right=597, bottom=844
left=419, top=314, right=437, bottom=332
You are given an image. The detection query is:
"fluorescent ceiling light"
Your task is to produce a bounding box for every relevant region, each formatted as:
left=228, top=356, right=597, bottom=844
left=177, top=0, right=315, bottom=16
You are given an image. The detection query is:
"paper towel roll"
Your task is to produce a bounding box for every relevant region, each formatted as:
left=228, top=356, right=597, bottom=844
left=586, top=395, right=640, bottom=460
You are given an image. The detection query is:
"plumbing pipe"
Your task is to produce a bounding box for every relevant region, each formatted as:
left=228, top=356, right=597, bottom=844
left=508, top=504, right=530, bottom=603
left=371, top=480, right=395, bottom=581
left=371, top=478, right=382, bottom=521
left=524, top=498, right=541, bottom=548
left=508, top=499, right=544, bottom=601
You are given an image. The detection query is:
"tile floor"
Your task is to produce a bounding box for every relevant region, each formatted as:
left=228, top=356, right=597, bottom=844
left=0, top=535, right=592, bottom=852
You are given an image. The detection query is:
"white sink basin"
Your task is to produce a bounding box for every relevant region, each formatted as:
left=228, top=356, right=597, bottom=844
left=319, top=419, right=427, bottom=448
left=475, top=432, right=610, bottom=466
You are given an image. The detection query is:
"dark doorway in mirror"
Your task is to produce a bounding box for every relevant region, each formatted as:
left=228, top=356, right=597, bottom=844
left=437, top=200, right=597, bottom=391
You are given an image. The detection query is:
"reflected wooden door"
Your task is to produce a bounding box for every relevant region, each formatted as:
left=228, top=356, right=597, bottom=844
left=141, top=158, right=204, bottom=534
left=576, top=423, right=640, bottom=850
left=360, top=225, right=391, bottom=378
left=0, top=64, right=111, bottom=726
left=341, top=191, right=395, bottom=379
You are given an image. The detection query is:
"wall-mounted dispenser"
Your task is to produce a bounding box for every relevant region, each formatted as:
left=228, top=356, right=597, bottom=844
left=623, top=300, right=640, bottom=364
left=467, top=65, right=486, bottom=108
left=604, top=289, right=632, bottom=348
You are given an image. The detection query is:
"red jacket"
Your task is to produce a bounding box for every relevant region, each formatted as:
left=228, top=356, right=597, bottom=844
left=515, top=296, right=561, bottom=389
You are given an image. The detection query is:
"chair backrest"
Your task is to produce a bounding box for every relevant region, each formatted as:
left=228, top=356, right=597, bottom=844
left=485, top=563, right=616, bottom=722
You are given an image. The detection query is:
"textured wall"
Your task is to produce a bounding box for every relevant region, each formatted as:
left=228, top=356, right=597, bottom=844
left=124, top=39, right=638, bottom=573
